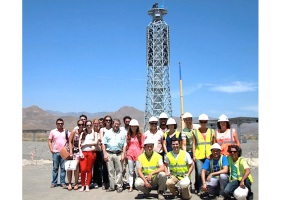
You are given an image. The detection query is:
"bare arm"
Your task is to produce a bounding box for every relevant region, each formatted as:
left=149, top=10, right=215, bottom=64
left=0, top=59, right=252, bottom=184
left=182, top=137, right=186, bottom=151
left=163, top=139, right=168, bottom=154
left=192, top=134, right=196, bottom=162
left=233, top=129, right=240, bottom=147
left=68, top=130, right=75, bottom=156
left=48, top=139, right=54, bottom=154
left=187, top=160, right=194, bottom=176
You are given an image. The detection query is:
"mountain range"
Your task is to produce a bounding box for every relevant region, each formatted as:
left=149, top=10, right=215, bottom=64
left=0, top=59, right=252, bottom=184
left=22, top=105, right=258, bottom=138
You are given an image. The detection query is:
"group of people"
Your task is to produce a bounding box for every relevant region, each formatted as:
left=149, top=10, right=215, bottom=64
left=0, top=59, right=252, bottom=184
left=48, top=112, right=253, bottom=200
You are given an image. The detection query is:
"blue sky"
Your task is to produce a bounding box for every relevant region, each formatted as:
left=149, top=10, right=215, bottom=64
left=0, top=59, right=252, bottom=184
left=22, top=0, right=258, bottom=118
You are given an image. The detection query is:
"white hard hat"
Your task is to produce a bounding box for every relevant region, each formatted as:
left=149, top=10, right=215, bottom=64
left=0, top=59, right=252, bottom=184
left=176, top=176, right=190, bottom=189
left=149, top=116, right=158, bottom=122
left=211, top=143, right=222, bottom=151
left=218, top=114, right=229, bottom=122
left=198, top=114, right=209, bottom=121
left=183, top=112, right=193, bottom=118
left=166, top=118, right=176, bottom=125
left=159, top=112, right=168, bottom=119
left=129, top=119, right=139, bottom=126
left=233, top=186, right=249, bottom=200
left=144, top=138, right=155, bottom=145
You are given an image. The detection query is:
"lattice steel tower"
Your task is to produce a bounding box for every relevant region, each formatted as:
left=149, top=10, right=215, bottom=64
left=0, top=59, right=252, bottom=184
left=144, top=4, right=172, bottom=131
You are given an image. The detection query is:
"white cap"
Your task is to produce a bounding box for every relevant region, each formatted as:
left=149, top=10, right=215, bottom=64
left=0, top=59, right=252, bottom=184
left=166, top=118, right=176, bottom=125
left=198, top=114, right=209, bottom=121
left=159, top=112, right=168, bottom=119
left=129, top=119, right=139, bottom=126
left=233, top=186, right=249, bottom=200
left=183, top=112, right=193, bottom=118
left=211, top=143, right=222, bottom=150
left=149, top=116, right=158, bottom=122
left=144, top=138, right=155, bottom=145
left=218, top=114, right=229, bottom=122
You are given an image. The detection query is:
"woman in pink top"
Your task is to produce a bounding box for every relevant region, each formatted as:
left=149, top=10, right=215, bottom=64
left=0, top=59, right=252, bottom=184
left=125, top=119, right=144, bottom=192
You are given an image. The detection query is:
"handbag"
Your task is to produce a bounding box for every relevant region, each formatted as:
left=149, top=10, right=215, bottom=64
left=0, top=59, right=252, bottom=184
left=60, top=130, right=72, bottom=160
left=65, top=160, right=77, bottom=171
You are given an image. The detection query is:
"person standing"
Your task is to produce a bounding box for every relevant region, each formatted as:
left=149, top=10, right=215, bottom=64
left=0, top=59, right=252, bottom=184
left=78, top=120, right=98, bottom=192
left=144, top=116, right=164, bottom=159
left=102, top=118, right=127, bottom=193
left=181, top=112, right=200, bottom=193
left=163, top=118, right=184, bottom=155
left=73, top=114, right=88, bottom=130
left=192, top=114, right=215, bottom=195
left=99, top=115, right=113, bottom=190
left=201, top=143, right=229, bottom=200
left=135, top=138, right=167, bottom=200
left=224, top=145, right=254, bottom=200
left=120, top=115, right=131, bottom=188
left=125, top=119, right=144, bottom=192
left=91, top=118, right=104, bottom=189
left=48, top=118, right=68, bottom=188
left=67, top=119, right=84, bottom=191
left=158, top=112, right=168, bottom=133
left=164, top=138, right=194, bottom=200
left=214, top=114, right=240, bottom=156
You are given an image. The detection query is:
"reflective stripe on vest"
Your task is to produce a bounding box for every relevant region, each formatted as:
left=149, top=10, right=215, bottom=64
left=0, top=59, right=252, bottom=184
left=215, top=128, right=234, bottom=145
left=228, top=157, right=253, bottom=183
left=164, top=131, right=181, bottom=140
left=166, top=150, right=188, bottom=179
left=210, top=156, right=223, bottom=178
left=194, top=128, right=213, bottom=159
left=138, top=152, right=162, bottom=177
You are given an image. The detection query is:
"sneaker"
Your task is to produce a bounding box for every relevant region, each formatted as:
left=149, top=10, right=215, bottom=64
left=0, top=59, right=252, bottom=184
left=158, top=193, right=165, bottom=200
left=200, top=192, right=209, bottom=199
left=94, top=183, right=99, bottom=189
left=117, top=187, right=123, bottom=193
left=50, top=184, right=56, bottom=188
left=217, top=195, right=224, bottom=200
left=106, top=188, right=115, bottom=192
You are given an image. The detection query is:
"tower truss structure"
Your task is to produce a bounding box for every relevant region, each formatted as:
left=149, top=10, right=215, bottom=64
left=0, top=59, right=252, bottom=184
left=144, top=5, right=172, bottom=131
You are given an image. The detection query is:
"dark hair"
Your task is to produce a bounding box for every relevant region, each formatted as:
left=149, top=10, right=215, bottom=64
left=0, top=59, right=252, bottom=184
left=103, top=115, right=113, bottom=127
left=166, top=123, right=177, bottom=129
left=217, top=121, right=231, bottom=129
left=127, top=125, right=142, bottom=147
left=81, top=120, right=93, bottom=140
left=79, top=114, right=87, bottom=120
left=77, top=119, right=83, bottom=125
left=123, top=116, right=131, bottom=122
left=56, top=118, right=64, bottom=124
left=227, top=145, right=242, bottom=157
left=171, top=138, right=180, bottom=144
left=99, top=118, right=104, bottom=121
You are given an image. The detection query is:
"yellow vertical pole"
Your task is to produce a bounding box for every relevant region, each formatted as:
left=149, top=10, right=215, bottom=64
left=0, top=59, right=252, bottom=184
left=179, top=62, right=185, bottom=130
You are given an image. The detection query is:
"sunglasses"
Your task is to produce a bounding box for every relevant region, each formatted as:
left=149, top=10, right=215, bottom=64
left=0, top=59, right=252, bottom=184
left=105, top=120, right=111, bottom=122
left=86, top=124, right=92, bottom=127
left=199, top=121, right=207, bottom=123
left=57, top=123, right=64, bottom=125
left=229, top=151, right=237, bottom=153
left=78, top=124, right=84, bottom=126
left=150, top=122, right=157, bottom=125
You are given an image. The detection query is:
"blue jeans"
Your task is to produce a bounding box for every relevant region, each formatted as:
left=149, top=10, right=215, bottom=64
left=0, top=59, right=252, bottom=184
left=52, top=152, right=66, bottom=185
left=224, top=178, right=253, bottom=200
left=195, top=158, right=206, bottom=191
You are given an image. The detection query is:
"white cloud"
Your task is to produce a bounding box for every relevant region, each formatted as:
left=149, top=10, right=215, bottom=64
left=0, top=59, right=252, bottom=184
left=210, top=82, right=257, bottom=93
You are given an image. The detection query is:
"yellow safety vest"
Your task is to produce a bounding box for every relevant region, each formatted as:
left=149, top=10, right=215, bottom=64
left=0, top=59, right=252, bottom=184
left=228, top=157, right=253, bottom=183
left=166, top=150, right=189, bottom=179
left=138, top=152, right=162, bottom=177
left=209, top=156, right=223, bottom=178
left=164, top=131, right=181, bottom=140
left=194, top=128, right=213, bottom=159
